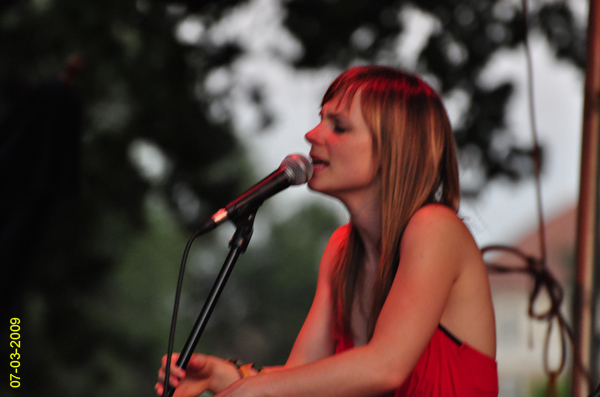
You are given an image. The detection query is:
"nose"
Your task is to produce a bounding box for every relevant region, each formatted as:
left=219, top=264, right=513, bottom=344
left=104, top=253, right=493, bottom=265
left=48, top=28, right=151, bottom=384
left=305, top=125, right=322, bottom=145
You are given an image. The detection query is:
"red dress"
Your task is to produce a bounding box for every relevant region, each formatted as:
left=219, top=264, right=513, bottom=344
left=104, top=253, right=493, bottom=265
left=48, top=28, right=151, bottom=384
left=335, top=325, right=499, bottom=396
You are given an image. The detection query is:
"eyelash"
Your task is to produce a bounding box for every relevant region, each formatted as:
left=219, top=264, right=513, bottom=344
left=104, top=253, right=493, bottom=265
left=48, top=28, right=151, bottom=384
left=319, top=112, right=347, bottom=133
left=333, top=123, right=347, bottom=133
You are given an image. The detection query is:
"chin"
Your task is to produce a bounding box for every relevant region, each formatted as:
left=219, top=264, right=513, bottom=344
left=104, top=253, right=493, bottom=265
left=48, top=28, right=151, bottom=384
left=307, top=180, right=327, bottom=194
left=307, top=180, right=321, bottom=192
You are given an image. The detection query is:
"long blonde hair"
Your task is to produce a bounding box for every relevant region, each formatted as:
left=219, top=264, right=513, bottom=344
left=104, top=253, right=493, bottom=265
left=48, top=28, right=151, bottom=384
left=326, top=66, right=460, bottom=340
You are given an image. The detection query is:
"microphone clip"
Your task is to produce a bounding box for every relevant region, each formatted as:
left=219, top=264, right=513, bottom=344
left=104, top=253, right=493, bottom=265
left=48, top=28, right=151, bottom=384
left=229, top=207, right=258, bottom=253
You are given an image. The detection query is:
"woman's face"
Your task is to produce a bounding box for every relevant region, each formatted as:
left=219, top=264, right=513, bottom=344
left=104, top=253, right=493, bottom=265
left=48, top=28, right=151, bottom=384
left=305, top=91, right=380, bottom=202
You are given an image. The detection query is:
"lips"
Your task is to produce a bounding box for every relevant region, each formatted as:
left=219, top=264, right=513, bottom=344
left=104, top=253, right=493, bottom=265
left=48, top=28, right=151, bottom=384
left=310, top=154, right=330, bottom=171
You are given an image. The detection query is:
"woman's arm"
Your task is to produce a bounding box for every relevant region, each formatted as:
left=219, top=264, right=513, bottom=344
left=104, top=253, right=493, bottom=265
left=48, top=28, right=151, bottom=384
left=215, top=206, right=473, bottom=397
left=284, top=225, right=349, bottom=367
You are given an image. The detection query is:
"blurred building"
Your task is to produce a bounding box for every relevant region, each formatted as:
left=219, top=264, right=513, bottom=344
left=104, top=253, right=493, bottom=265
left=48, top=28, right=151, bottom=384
left=489, top=206, right=576, bottom=396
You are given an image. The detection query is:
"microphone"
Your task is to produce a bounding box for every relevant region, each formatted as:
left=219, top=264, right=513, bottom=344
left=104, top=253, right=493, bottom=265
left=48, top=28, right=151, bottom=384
left=197, top=154, right=313, bottom=233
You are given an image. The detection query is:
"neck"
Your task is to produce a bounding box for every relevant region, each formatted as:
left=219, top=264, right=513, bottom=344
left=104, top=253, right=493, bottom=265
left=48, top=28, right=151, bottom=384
left=341, top=192, right=381, bottom=265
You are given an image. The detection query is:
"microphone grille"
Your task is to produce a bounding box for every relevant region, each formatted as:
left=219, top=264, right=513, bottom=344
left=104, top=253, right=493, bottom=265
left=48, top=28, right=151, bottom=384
left=280, top=154, right=313, bottom=185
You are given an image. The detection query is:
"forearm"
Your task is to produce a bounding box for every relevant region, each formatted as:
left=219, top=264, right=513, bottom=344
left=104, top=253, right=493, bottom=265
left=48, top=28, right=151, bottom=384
left=220, top=344, right=405, bottom=397
left=259, top=366, right=284, bottom=374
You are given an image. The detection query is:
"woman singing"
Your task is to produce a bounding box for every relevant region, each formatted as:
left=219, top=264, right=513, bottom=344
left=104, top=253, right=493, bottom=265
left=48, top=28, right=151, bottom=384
left=157, top=65, right=498, bottom=397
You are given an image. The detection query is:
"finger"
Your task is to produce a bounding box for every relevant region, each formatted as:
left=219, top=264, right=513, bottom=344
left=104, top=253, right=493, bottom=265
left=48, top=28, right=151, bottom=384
left=158, top=367, right=168, bottom=381
left=158, top=367, right=182, bottom=381
left=188, top=354, right=208, bottom=371
left=156, top=381, right=167, bottom=396
left=173, top=365, right=186, bottom=378
left=157, top=370, right=182, bottom=388
left=159, top=361, right=186, bottom=382
left=162, top=353, right=181, bottom=367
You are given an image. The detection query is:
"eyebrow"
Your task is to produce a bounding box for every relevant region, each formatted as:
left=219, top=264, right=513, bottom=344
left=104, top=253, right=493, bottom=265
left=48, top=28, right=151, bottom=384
left=319, top=108, right=349, bottom=121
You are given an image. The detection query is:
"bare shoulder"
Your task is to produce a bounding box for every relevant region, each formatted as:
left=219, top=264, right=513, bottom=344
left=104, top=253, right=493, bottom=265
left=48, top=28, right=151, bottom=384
left=322, top=224, right=351, bottom=258
left=403, top=204, right=474, bottom=249
left=400, top=204, right=484, bottom=280
left=397, top=205, right=495, bottom=358
left=317, top=224, right=350, bottom=276
left=407, top=204, right=462, bottom=226
left=329, top=223, right=351, bottom=245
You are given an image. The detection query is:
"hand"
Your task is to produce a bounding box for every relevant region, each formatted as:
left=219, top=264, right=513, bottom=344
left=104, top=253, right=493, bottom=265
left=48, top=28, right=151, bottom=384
left=156, top=353, right=241, bottom=397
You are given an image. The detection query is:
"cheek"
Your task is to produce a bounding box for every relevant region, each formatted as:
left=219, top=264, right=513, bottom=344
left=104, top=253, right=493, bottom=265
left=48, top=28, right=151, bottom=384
left=346, top=151, right=377, bottom=182
left=365, top=159, right=379, bottom=182
left=354, top=143, right=377, bottom=172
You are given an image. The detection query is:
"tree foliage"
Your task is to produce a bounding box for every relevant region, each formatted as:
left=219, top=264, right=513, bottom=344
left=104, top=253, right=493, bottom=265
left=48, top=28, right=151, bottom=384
left=174, top=0, right=585, bottom=193
left=0, top=1, right=244, bottom=396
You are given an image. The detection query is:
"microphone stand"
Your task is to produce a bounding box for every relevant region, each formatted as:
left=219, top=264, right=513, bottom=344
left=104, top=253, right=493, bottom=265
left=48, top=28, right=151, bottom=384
left=163, top=208, right=258, bottom=397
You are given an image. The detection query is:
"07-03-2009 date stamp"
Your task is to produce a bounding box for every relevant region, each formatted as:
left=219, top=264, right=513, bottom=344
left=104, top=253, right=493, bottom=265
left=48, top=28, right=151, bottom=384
left=9, top=318, right=21, bottom=389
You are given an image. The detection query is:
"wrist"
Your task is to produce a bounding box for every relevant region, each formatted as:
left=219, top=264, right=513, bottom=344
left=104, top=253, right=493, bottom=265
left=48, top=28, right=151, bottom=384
left=227, top=358, right=263, bottom=378
left=208, top=356, right=242, bottom=393
left=238, top=363, right=261, bottom=378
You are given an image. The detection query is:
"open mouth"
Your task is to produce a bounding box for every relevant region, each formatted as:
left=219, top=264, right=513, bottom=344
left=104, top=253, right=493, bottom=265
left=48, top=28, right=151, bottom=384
left=311, top=158, right=329, bottom=170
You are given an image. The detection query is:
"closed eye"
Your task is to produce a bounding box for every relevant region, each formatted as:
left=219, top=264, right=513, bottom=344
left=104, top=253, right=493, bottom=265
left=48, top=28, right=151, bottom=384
left=333, top=123, right=347, bottom=133
left=320, top=109, right=350, bottom=133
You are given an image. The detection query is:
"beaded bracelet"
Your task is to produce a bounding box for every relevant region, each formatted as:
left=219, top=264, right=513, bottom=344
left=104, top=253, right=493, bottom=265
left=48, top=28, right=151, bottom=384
left=226, top=358, right=263, bottom=378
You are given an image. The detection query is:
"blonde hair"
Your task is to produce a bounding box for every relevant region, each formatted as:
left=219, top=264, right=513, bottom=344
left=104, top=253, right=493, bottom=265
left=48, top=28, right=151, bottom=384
left=326, top=66, right=460, bottom=340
